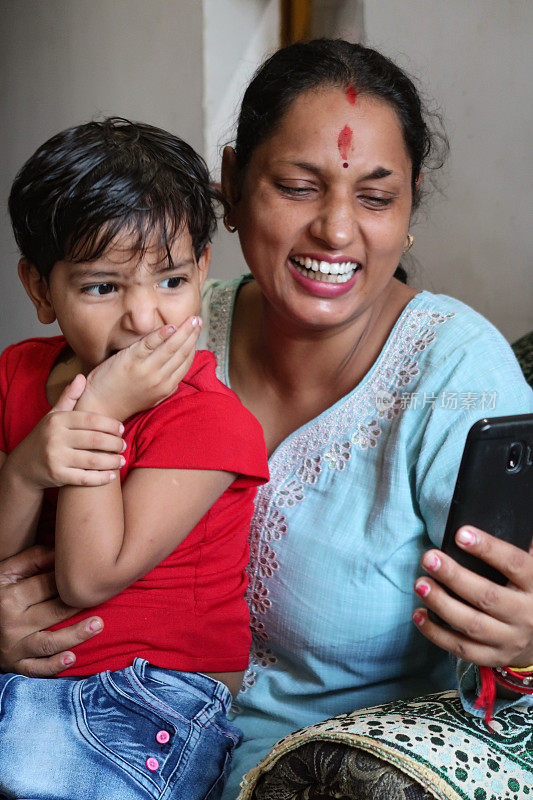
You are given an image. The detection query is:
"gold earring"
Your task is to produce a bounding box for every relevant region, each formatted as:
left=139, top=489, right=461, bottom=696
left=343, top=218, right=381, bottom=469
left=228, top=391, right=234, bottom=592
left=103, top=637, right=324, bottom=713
left=223, top=214, right=237, bottom=234
left=403, top=233, right=414, bottom=253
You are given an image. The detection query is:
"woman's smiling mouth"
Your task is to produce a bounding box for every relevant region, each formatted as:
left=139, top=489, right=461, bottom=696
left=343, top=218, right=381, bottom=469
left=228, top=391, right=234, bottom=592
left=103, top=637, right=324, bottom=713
left=289, top=255, right=361, bottom=284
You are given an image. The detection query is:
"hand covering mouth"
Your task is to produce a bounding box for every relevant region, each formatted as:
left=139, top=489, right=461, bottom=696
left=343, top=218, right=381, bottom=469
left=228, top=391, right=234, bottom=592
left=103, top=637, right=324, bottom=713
left=289, top=255, right=361, bottom=284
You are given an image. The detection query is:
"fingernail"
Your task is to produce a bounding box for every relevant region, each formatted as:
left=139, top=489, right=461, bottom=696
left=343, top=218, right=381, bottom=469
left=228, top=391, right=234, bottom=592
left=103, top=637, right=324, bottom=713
left=121, top=440, right=127, bottom=452
left=119, top=456, right=126, bottom=467
left=119, top=424, right=125, bottom=434
left=62, top=654, right=75, bottom=666
left=191, top=316, right=200, bottom=327
left=109, top=472, right=116, bottom=481
left=413, top=611, right=425, bottom=626
left=415, top=580, right=431, bottom=598
left=167, top=325, right=177, bottom=334
left=423, top=553, right=441, bottom=571
left=456, top=527, right=476, bottom=546
left=87, top=619, right=103, bottom=633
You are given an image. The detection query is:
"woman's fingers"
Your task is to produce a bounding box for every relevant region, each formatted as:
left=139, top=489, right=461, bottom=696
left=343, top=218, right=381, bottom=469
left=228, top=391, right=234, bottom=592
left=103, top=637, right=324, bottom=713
left=412, top=608, right=504, bottom=667
left=414, top=575, right=509, bottom=647
left=451, top=526, right=533, bottom=591
left=0, top=545, right=55, bottom=585
left=13, top=617, right=104, bottom=678
left=419, top=535, right=533, bottom=623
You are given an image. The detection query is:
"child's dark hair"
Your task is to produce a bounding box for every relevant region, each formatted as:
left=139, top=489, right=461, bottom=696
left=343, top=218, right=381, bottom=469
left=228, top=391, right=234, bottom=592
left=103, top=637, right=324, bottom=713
left=9, top=118, right=220, bottom=279
left=234, top=39, right=448, bottom=282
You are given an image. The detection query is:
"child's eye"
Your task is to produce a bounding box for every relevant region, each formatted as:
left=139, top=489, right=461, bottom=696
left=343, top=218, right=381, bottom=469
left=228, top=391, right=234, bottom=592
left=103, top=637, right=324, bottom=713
left=159, top=276, right=184, bottom=289
left=82, top=283, right=116, bottom=295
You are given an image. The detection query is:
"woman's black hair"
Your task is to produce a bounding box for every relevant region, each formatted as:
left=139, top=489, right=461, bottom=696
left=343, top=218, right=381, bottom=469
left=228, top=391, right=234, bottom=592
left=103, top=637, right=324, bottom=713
left=234, top=39, right=448, bottom=283
left=9, top=118, right=221, bottom=279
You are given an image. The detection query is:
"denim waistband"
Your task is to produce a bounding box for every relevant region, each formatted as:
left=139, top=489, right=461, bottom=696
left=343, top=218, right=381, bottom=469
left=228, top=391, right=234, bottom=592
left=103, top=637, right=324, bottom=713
left=130, top=658, right=234, bottom=716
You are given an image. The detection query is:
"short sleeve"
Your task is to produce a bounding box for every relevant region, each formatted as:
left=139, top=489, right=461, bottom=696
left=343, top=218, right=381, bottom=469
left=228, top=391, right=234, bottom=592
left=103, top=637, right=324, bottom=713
left=131, top=390, right=269, bottom=488
left=416, top=321, right=533, bottom=548
left=0, top=345, right=15, bottom=453
left=413, top=313, right=533, bottom=717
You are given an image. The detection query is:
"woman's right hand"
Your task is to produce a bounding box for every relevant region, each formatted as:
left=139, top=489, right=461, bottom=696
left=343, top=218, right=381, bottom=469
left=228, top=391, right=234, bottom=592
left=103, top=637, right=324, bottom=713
left=0, top=546, right=103, bottom=676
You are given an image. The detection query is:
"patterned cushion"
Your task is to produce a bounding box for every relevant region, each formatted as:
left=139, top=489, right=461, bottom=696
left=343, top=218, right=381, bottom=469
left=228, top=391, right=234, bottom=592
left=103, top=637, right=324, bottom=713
left=237, top=690, right=533, bottom=800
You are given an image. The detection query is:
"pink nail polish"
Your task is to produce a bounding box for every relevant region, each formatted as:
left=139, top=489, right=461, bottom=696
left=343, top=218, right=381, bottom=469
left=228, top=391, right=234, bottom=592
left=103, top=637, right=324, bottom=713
left=424, top=553, right=441, bottom=571
left=88, top=619, right=102, bottom=633
left=62, top=654, right=75, bottom=666
left=413, top=611, right=425, bottom=626
left=415, top=580, right=431, bottom=597
left=456, top=528, right=476, bottom=546
left=191, top=316, right=199, bottom=327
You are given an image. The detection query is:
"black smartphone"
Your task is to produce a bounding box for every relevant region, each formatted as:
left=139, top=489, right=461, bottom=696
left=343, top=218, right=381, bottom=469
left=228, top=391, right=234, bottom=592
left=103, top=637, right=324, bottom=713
left=428, top=414, right=533, bottom=623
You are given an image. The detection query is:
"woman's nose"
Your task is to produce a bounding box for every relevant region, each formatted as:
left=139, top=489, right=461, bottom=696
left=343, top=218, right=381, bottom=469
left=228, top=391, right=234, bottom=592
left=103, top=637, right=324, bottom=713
left=122, top=288, right=162, bottom=334
left=309, top=193, right=357, bottom=250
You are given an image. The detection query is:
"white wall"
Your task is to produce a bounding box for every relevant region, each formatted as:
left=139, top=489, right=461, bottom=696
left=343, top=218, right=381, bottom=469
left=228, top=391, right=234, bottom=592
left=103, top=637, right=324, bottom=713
left=0, top=0, right=204, bottom=351
left=203, top=0, right=280, bottom=282
left=364, top=0, right=533, bottom=341
left=2, top=1, right=531, bottom=351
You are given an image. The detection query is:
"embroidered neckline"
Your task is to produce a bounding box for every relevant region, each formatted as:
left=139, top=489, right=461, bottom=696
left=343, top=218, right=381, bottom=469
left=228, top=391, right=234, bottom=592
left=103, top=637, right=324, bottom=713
left=207, top=277, right=455, bottom=698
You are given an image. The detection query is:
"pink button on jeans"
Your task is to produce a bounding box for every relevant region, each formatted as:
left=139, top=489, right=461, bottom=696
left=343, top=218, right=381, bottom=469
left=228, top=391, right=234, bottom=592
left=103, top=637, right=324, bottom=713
left=156, top=730, right=170, bottom=744
left=146, top=757, right=159, bottom=772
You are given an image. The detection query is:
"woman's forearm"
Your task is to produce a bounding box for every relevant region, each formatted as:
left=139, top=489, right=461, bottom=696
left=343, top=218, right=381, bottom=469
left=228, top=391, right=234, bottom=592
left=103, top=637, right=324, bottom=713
left=0, top=454, right=43, bottom=559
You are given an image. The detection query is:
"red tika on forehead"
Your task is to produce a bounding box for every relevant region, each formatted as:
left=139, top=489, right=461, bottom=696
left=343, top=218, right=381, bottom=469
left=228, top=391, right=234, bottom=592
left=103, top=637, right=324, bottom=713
left=346, top=84, right=357, bottom=105
left=337, top=125, right=353, bottom=168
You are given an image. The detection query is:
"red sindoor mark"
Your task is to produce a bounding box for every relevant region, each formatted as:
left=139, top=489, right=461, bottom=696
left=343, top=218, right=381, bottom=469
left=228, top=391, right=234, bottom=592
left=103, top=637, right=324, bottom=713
left=346, top=84, right=357, bottom=105
left=337, top=125, right=352, bottom=168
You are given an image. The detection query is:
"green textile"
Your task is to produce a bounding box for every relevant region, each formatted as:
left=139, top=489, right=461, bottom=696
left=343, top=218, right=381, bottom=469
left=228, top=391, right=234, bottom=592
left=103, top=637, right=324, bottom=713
left=237, top=690, right=533, bottom=800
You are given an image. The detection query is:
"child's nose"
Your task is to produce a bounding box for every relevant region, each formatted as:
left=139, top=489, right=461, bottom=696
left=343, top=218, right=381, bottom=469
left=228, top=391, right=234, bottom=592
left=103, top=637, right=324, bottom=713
left=123, top=288, right=163, bottom=334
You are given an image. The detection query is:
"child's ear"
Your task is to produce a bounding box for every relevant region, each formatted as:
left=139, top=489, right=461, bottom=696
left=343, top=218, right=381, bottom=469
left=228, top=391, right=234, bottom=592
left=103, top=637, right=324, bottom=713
left=221, top=146, right=240, bottom=229
left=17, top=259, right=57, bottom=324
left=197, top=244, right=211, bottom=290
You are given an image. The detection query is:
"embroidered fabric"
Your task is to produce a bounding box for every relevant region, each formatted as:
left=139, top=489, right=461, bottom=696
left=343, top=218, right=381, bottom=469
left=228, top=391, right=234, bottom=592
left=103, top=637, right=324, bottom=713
left=207, top=280, right=455, bottom=694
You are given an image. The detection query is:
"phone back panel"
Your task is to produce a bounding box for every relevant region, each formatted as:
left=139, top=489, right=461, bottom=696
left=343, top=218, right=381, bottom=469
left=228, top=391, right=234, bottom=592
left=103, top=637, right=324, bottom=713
left=441, top=414, right=533, bottom=585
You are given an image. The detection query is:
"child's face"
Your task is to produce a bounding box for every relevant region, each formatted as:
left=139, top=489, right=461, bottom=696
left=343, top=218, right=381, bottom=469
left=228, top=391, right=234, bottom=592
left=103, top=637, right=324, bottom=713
left=24, top=227, right=209, bottom=374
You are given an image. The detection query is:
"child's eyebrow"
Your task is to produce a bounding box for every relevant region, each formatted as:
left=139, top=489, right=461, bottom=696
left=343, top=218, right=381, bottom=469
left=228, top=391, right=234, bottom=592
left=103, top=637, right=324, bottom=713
left=69, top=268, right=120, bottom=280
left=153, top=259, right=196, bottom=273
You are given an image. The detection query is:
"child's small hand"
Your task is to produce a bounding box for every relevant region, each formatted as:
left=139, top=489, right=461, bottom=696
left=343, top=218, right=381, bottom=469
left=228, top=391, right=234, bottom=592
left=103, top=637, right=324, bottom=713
left=81, top=316, right=202, bottom=421
left=8, top=374, right=126, bottom=489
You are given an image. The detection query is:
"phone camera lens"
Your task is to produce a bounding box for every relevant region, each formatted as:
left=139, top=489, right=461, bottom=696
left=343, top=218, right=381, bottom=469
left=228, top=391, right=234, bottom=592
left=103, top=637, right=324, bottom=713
left=506, top=442, right=524, bottom=473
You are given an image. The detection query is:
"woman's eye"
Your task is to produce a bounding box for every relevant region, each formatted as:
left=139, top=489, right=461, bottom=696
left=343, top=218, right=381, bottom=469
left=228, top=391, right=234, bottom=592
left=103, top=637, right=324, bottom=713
left=159, top=276, right=184, bottom=289
left=82, top=283, right=116, bottom=295
left=277, top=184, right=315, bottom=197
left=360, top=195, right=394, bottom=208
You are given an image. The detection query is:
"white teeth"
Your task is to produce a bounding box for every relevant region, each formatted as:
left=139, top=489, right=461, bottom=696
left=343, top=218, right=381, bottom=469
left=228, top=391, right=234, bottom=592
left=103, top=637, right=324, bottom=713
left=290, top=255, right=359, bottom=283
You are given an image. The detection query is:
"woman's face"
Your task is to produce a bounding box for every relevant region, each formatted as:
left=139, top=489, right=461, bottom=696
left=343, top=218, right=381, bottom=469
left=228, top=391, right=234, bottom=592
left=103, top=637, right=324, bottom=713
left=226, top=87, right=415, bottom=331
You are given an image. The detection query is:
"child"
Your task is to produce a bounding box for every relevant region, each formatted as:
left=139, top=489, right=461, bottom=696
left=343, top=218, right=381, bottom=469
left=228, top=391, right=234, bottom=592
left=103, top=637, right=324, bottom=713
left=0, top=118, right=269, bottom=800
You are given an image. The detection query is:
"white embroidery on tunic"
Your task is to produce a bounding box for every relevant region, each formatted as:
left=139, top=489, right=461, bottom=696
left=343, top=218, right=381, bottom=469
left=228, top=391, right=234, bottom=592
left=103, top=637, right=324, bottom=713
left=208, top=282, right=455, bottom=697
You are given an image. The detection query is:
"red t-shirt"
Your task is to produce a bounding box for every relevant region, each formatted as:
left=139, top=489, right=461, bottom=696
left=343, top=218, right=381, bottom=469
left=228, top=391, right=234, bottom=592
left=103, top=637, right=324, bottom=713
left=0, top=337, right=269, bottom=675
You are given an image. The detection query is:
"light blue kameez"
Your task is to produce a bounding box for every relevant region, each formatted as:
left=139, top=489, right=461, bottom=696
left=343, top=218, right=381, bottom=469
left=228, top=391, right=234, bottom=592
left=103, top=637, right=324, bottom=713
left=199, top=277, right=533, bottom=800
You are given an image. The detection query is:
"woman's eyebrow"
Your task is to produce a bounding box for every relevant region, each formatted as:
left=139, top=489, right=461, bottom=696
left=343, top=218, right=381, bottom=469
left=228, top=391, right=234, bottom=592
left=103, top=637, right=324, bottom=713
left=360, top=166, right=394, bottom=180
left=274, top=161, right=395, bottom=181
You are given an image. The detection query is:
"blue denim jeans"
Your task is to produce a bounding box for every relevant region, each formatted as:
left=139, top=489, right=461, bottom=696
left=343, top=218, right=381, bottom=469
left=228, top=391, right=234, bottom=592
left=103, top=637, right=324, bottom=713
left=0, top=658, right=241, bottom=800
